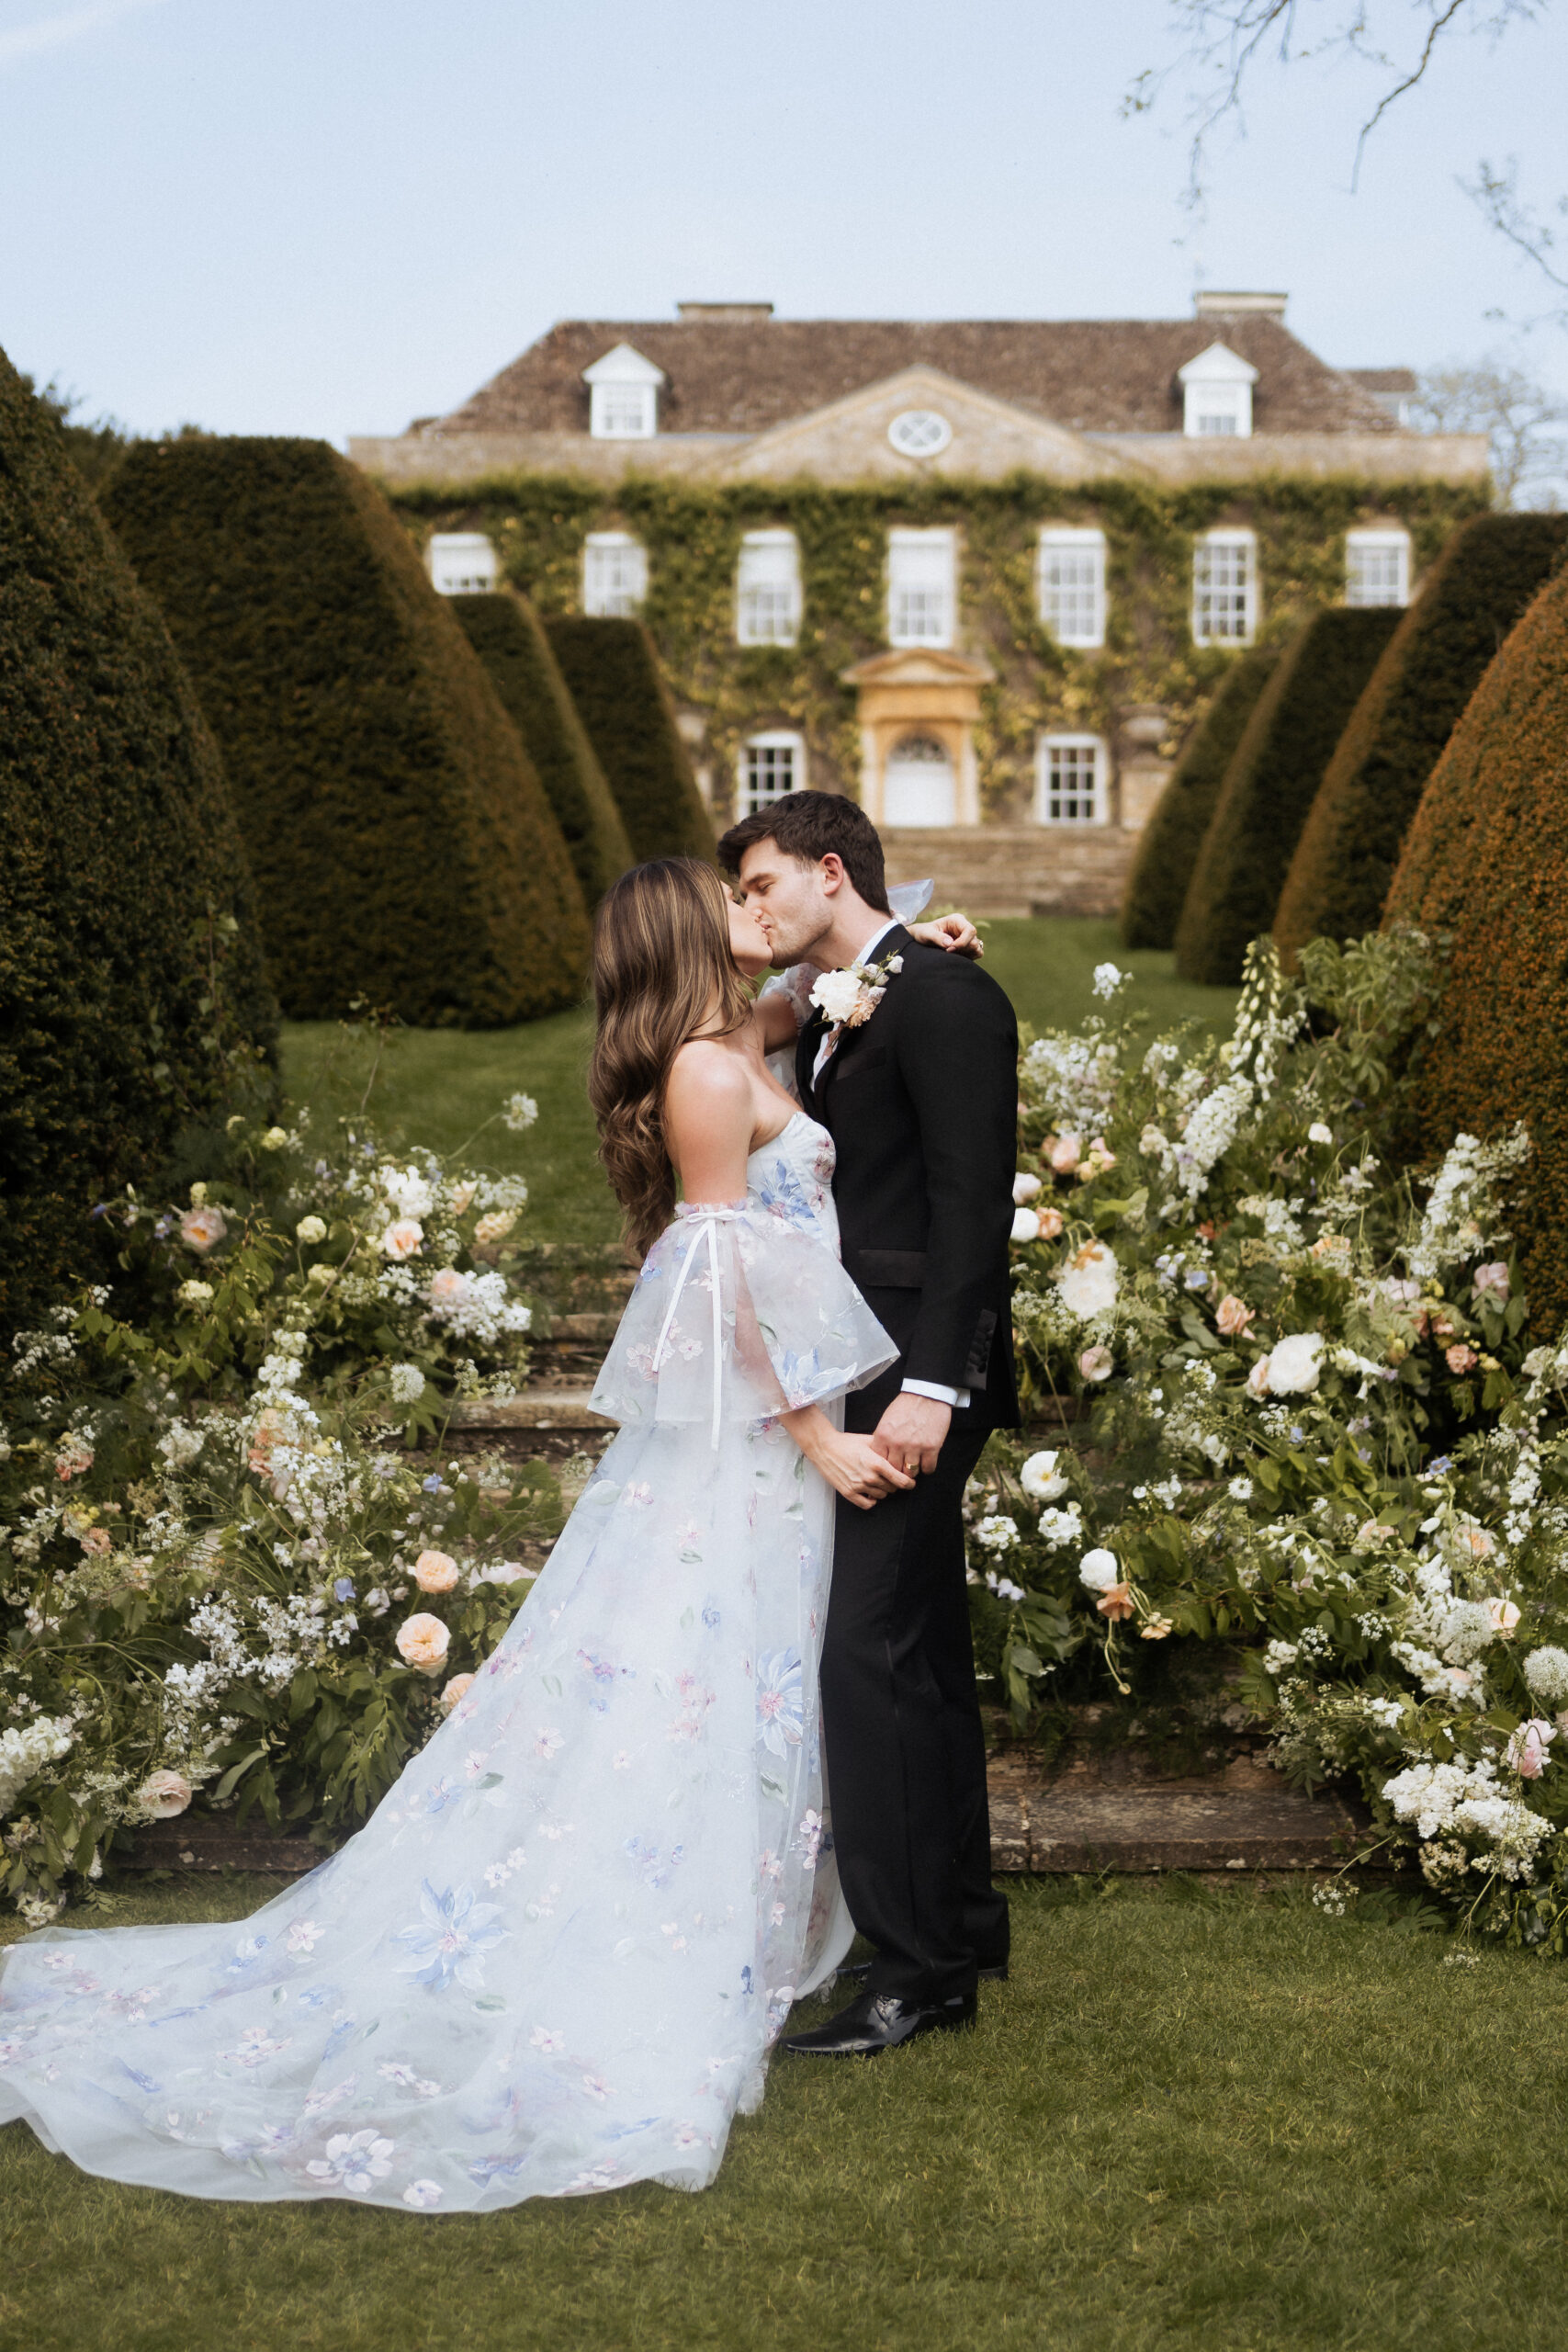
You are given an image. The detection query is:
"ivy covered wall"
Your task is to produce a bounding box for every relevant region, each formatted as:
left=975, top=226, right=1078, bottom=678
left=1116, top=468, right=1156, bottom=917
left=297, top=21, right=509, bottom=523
left=387, top=472, right=1488, bottom=823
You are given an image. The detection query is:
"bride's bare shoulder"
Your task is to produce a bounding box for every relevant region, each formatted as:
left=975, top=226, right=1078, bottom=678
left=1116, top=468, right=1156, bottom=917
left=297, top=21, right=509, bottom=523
left=665, top=1038, right=752, bottom=1126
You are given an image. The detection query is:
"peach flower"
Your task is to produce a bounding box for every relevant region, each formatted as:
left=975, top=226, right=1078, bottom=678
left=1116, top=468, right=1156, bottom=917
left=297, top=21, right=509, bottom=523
left=1486, top=1598, right=1521, bottom=1634
left=474, top=1210, right=516, bottom=1247
left=395, top=1613, right=450, bottom=1675
left=1215, top=1295, right=1254, bottom=1338
left=1446, top=1343, right=1479, bottom=1375
left=449, top=1182, right=477, bottom=1216
left=76, top=1526, right=112, bottom=1558
left=1247, top=1355, right=1272, bottom=1397
left=381, top=1219, right=423, bottom=1261
left=440, top=1673, right=476, bottom=1713
left=1472, top=1261, right=1510, bottom=1304
left=1048, top=1134, right=1082, bottom=1175
left=1096, top=1582, right=1134, bottom=1622
left=413, top=1548, right=460, bottom=1593
left=1078, top=1344, right=1114, bottom=1384
left=137, top=1769, right=193, bottom=1819
left=427, top=1268, right=469, bottom=1307
left=179, top=1205, right=227, bottom=1254
left=1139, top=1615, right=1174, bottom=1641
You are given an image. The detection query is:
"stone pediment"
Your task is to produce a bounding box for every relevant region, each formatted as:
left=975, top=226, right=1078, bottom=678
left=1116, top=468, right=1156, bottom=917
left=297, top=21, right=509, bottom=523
left=717, top=365, right=1147, bottom=485
left=841, top=648, right=996, bottom=688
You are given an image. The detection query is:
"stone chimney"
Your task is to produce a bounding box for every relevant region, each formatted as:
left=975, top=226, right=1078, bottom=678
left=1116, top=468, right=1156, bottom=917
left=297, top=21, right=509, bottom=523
left=1194, top=290, right=1287, bottom=319
left=676, top=302, right=774, bottom=323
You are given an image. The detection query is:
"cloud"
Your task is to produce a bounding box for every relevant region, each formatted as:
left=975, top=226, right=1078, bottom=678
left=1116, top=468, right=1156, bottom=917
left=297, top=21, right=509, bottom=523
left=0, top=0, right=173, bottom=71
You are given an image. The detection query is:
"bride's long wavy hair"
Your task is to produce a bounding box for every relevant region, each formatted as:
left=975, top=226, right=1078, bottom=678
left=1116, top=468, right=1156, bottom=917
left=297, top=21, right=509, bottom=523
left=588, top=857, right=755, bottom=1257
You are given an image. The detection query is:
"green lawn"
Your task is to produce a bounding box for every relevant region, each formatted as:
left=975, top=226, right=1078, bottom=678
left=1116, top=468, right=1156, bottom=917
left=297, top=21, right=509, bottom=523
left=278, top=920, right=1235, bottom=1250
left=2, top=1876, right=1561, bottom=2352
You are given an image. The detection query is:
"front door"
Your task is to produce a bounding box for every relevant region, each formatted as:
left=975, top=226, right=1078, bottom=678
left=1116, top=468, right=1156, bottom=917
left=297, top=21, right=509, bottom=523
left=882, top=734, right=955, bottom=826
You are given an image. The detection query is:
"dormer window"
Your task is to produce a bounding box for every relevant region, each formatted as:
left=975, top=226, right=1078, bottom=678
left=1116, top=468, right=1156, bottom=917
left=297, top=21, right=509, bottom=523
left=1178, top=342, right=1259, bottom=439
left=581, top=343, right=665, bottom=440
left=426, top=533, right=497, bottom=594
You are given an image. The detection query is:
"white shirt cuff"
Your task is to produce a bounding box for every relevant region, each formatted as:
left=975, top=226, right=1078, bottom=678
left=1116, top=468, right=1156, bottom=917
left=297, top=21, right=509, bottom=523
left=902, top=1378, right=969, bottom=1410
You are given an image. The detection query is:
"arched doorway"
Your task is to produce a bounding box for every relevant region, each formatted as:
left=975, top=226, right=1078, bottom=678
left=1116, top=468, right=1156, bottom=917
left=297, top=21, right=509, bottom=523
left=882, top=733, right=956, bottom=826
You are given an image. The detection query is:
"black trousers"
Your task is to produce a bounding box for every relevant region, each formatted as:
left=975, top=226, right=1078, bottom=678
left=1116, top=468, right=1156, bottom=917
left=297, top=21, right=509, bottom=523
left=821, top=1393, right=1010, bottom=2003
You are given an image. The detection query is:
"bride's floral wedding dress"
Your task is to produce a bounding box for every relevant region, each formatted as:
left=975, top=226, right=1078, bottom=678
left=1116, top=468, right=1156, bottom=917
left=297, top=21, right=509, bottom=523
left=0, top=1113, right=894, bottom=2211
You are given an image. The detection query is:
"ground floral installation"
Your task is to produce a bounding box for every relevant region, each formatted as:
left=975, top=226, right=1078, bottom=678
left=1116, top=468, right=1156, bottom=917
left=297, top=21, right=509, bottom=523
left=0, top=1092, right=565, bottom=1924
left=964, top=930, right=1568, bottom=1950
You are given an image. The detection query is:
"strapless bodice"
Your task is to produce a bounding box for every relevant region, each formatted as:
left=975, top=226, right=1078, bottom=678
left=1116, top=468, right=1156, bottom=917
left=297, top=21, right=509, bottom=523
left=745, top=1110, right=839, bottom=1252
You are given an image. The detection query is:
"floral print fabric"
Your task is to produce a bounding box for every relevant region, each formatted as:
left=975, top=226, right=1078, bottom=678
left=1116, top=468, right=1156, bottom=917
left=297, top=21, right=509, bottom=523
left=0, top=1114, right=895, bottom=2211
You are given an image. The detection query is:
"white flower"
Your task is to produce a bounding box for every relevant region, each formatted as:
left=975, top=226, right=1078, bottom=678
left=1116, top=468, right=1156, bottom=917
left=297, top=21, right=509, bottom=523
left=402, top=2179, right=443, bottom=2209
left=1227, top=1476, right=1254, bottom=1503
left=1039, top=1504, right=1084, bottom=1549
left=380, top=1219, right=423, bottom=1261
left=179, top=1205, right=227, bottom=1254
left=1506, top=1719, right=1555, bottom=1780
left=1307, top=1123, right=1334, bottom=1146
left=296, top=1215, right=327, bottom=1245
left=0, top=1714, right=75, bottom=1815
left=1078, top=1547, right=1120, bottom=1593
left=176, top=1278, right=213, bottom=1308
left=306, top=2130, right=395, bottom=2194
left=1266, top=1333, right=1323, bottom=1396
left=136, top=1769, right=193, bottom=1819
left=1010, top=1207, right=1042, bottom=1244
left=389, top=1363, right=425, bottom=1406
left=157, top=1419, right=205, bottom=1470
left=260, top=1125, right=291, bottom=1152
left=1091, top=962, right=1125, bottom=1001
left=973, top=1514, right=1019, bottom=1554
left=380, top=1165, right=435, bottom=1220
left=1020, top=1450, right=1068, bottom=1502
left=1012, top=1172, right=1042, bottom=1204
left=809, top=968, right=866, bottom=1026
left=1055, top=1240, right=1118, bottom=1321
left=502, top=1092, right=538, bottom=1133
left=1523, top=1646, right=1568, bottom=1706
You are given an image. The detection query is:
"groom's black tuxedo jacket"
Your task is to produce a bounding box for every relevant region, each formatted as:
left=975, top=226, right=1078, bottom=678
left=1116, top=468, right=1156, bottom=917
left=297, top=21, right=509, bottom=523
left=796, top=924, right=1020, bottom=1432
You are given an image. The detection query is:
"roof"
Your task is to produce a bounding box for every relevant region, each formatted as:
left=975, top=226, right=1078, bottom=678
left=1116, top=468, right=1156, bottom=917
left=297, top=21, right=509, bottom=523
left=431, top=314, right=1401, bottom=441
left=1344, top=367, right=1419, bottom=395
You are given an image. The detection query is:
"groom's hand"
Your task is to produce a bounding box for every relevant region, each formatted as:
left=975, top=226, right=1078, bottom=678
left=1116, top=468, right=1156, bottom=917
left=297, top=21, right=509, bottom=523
left=870, top=1394, right=951, bottom=1478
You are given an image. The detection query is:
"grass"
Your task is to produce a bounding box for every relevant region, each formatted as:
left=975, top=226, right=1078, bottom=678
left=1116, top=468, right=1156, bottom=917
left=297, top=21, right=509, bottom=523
left=3, top=1874, right=1563, bottom=2352
left=277, top=920, right=1236, bottom=1251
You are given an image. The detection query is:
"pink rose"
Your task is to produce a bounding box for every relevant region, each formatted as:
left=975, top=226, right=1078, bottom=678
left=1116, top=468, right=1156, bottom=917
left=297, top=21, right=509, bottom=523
left=1446, top=1343, right=1479, bottom=1375
left=1037, top=1205, right=1065, bottom=1240
left=179, top=1205, right=227, bottom=1254
left=1049, top=1134, right=1083, bottom=1175
left=1216, top=1295, right=1254, bottom=1338
left=1506, top=1718, right=1554, bottom=1780
left=440, top=1672, right=476, bottom=1713
left=137, top=1769, right=192, bottom=1819
left=1078, top=1344, right=1114, bottom=1384
left=381, top=1219, right=423, bottom=1261
left=1472, top=1261, right=1510, bottom=1304
left=1486, top=1597, right=1521, bottom=1634
left=76, top=1526, right=112, bottom=1557
left=413, top=1548, right=460, bottom=1593
left=395, top=1613, right=450, bottom=1675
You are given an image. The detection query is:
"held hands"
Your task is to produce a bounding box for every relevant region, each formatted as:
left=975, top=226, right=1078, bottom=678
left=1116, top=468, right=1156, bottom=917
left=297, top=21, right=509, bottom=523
left=869, top=1393, right=952, bottom=1479
left=780, top=1407, right=917, bottom=1510
left=908, top=912, right=983, bottom=960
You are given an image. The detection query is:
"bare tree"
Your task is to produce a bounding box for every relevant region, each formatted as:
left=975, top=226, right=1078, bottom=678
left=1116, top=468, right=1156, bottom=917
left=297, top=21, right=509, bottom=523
left=1414, top=356, right=1567, bottom=504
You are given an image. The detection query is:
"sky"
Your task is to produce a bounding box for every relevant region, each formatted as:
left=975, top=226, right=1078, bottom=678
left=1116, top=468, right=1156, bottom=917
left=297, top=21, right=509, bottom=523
left=1, top=0, right=1564, bottom=445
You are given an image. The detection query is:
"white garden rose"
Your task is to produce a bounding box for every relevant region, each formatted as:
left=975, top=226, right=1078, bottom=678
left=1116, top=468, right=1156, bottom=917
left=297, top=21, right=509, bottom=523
left=1055, top=1239, right=1118, bottom=1321
left=1020, top=1449, right=1068, bottom=1502
left=395, top=1613, right=450, bottom=1675
left=1038, top=1504, right=1084, bottom=1549
left=1010, top=1207, right=1042, bottom=1244
left=1266, top=1333, right=1324, bottom=1395
left=1012, top=1172, right=1042, bottom=1204
left=381, top=1165, right=435, bottom=1220
left=973, top=1515, right=1019, bottom=1553
left=809, top=968, right=864, bottom=1025
left=179, top=1205, right=227, bottom=1254
left=136, top=1768, right=193, bottom=1819
left=1078, top=1548, right=1121, bottom=1594
left=380, top=1219, right=423, bottom=1261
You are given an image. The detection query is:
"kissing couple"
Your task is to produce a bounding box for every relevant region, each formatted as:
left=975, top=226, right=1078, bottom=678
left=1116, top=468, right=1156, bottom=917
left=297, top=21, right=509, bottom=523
left=0, top=791, right=1020, bottom=2212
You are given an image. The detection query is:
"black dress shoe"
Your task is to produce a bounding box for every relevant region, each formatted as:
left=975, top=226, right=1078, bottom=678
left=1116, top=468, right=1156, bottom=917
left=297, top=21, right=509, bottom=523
left=782, top=1985, right=977, bottom=2057
left=838, top=1958, right=1009, bottom=1984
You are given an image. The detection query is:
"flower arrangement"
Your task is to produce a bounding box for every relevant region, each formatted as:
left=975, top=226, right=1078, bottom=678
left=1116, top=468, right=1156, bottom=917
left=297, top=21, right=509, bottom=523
left=965, top=929, right=1568, bottom=1948
left=0, top=1103, right=561, bottom=1923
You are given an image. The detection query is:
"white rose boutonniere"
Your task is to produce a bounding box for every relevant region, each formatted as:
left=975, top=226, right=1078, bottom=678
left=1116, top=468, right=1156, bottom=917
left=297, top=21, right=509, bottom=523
left=809, top=947, right=904, bottom=1037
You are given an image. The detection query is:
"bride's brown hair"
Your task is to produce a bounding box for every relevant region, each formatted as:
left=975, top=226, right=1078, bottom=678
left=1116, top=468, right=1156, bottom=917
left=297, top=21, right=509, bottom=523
left=588, top=857, right=755, bottom=1257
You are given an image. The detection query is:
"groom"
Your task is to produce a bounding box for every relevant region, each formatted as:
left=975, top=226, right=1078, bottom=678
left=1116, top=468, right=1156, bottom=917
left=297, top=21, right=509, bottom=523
left=718, top=790, right=1019, bottom=2056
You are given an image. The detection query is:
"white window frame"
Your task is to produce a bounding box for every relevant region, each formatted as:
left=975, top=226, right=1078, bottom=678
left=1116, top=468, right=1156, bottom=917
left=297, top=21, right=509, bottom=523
left=1191, top=528, right=1258, bottom=646
left=582, top=531, right=648, bottom=617
left=736, top=530, right=802, bottom=646
left=739, top=729, right=806, bottom=815
left=1036, top=734, right=1109, bottom=826
left=1345, top=526, right=1411, bottom=608
left=426, top=532, right=497, bottom=595
left=1038, top=526, right=1107, bottom=649
left=886, top=526, right=956, bottom=650
left=1178, top=342, right=1258, bottom=440
left=581, top=342, right=665, bottom=441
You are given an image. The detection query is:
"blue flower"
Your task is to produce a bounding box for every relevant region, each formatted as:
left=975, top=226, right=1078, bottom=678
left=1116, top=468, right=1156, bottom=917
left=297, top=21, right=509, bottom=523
left=333, top=1577, right=355, bottom=1602
left=391, top=1880, right=509, bottom=1992
left=423, top=1476, right=447, bottom=1495
left=756, top=1161, right=817, bottom=1229
left=756, top=1649, right=805, bottom=1757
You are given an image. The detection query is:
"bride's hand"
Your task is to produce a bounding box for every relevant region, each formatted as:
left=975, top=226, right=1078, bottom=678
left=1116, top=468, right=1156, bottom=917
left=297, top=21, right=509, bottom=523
left=780, top=1408, right=917, bottom=1509
left=908, top=912, right=983, bottom=960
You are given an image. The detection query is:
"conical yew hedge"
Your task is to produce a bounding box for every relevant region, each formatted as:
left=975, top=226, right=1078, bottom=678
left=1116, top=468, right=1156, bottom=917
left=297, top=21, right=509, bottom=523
left=0, top=348, right=276, bottom=1330
left=1121, top=645, right=1281, bottom=951
left=543, top=616, right=715, bottom=865
left=103, top=439, right=591, bottom=1025
left=448, top=591, right=632, bottom=906
left=1274, top=514, right=1568, bottom=966
left=1174, top=607, right=1402, bottom=986
left=1384, top=560, right=1568, bottom=1329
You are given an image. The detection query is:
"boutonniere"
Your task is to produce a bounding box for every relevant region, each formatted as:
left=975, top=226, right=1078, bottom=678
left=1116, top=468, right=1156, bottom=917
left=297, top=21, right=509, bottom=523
left=809, top=946, right=904, bottom=1036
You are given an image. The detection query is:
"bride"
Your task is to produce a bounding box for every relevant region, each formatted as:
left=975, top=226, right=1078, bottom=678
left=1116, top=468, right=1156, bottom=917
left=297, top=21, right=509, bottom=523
left=0, top=857, right=973, bottom=2211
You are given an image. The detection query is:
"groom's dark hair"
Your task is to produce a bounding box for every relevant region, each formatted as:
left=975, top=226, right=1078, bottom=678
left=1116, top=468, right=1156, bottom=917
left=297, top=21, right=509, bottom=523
left=716, top=790, right=891, bottom=914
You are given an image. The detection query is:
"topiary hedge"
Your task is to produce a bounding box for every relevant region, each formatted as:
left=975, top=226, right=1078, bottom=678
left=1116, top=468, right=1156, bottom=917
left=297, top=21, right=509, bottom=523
left=103, top=439, right=591, bottom=1026
left=0, top=347, right=276, bottom=1332
left=448, top=590, right=632, bottom=906
left=1273, top=514, right=1568, bottom=966
left=1120, top=644, right=1281, bottom=949
left=1384, top=560, right=1568, bottom=1329
left=542, top=616, right=716, bottom=863
left=1174, top=607, right=1403, bottom=986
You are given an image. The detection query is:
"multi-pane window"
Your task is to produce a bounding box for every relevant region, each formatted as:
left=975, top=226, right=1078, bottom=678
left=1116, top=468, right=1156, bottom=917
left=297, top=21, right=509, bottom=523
left=736, top=531, right=802, bottom=645
left=887, top=527, right=956, bottom=649
left=592, top=383, right=656, bottom=438
left=740, top=731, right=806, bottom=814
left=1191, top=530, right=1258, bottom=645
left=1179, top=343, right=1258, bottom=439
left=1038, top=527, right=1107, bottom=649
left=427, top=533, right=497, bottom=595
left=582, top=532, right=648, bottom=617
left=1345, top=528, right=1411, bottom=608
left=1037, top=734, right=1107, bottom=825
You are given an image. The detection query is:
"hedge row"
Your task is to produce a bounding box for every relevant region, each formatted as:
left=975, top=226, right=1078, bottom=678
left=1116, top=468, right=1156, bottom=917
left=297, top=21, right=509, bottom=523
left=0, top=349, right=276, bottom=1331
left=1120, top=645, right=1281, bottom=951
left=104, top=440, right=591, bottom=1025
left=1174, top=608, right=1403, bottom=986
left=448, top=591, right=632, bottom=906
left=1385, top=561, right=1568, bottom=1329
left=1274, top=514, right=1568, bottom=964
left=542, top=616, right=716, bottom=865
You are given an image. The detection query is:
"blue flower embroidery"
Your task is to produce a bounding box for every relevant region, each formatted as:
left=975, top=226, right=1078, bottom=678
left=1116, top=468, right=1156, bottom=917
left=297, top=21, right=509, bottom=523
left=755, top=1650, right=805, bottom=1756
left=756, top=1160, right=818, bottom=1229
left=391, top=1881, right=510, bottom=1992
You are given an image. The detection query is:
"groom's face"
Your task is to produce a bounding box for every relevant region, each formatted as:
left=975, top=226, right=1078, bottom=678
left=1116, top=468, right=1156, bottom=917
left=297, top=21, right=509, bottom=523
left=736, top=843, right=834, bottom=967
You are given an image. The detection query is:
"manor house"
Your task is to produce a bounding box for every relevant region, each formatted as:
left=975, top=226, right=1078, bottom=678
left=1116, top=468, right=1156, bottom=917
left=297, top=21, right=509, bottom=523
left=352, top=297, right=1489, bottom=914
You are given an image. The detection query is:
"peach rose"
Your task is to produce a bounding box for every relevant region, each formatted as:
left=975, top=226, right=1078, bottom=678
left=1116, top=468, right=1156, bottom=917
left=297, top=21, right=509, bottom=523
left=474, top=1210, right=516, bottom=1247
left=137, top=1769, right=193, bottom=1819
left=449, top=1182, right=477, bottom=1216
left=179, top=1205, right=227, bottom=1254
left=1487, top=1598, right=1521, bottom=1634
left=381, top=1219, right=423, bottom=1261
left=1096, top=1582, right=1134, bottom=1622
left=1048, top=1134, right=1082, bottom=1175
left=76, top=1526, right=113, bottom=1558
left=1036, top=1204, right=1065, bottom=1240
left=427, top=1268, right=469, bottom=1306
left=1446, top=1343, right=1479, bottom=1375
left=1247, top=1355, right=1272, bottom=1397
left=1215, top=1295, right=1254, bottom=1338
left=440, top=1672, right=476, bottom=1713
left=395, top=1613, right=450, bottom=1675
left=413, top=1548, right=459, bottom=1593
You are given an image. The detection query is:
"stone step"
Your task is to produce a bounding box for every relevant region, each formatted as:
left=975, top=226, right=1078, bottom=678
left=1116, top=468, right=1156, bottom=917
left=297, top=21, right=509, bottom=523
left=453, top=1386, right=617, bottom=1433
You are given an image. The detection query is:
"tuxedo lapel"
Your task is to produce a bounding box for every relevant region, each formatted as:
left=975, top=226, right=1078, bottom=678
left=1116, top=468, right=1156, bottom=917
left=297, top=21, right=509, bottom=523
left=796, top=1009, right=828, bottom=1114
left=813, top=923, right=911, bottom=1125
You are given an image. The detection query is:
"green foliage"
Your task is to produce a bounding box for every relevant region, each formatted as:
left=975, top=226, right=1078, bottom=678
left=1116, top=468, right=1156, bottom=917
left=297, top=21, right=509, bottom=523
left=1175, top=609, right=1402, bottom=986
left=1121, top=645, right=1281, bottom=949
left=387, top=470, right=1487, bottom=823
left=1275, top=514, right=1568, bottom=965
left=447, top=589, right=632, bottom=905
left=0, top=346, right=276, bottom=1338
left=102, top=438, right=592, bottom=1027
left=1385, top=560, right=1568, bottom=1333
left=542, top=615, right=716, bottom=862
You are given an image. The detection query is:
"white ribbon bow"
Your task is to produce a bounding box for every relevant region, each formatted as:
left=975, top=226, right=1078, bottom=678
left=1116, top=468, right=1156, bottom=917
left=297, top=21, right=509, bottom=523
left=651, top=1208, right=741, bottom=1450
